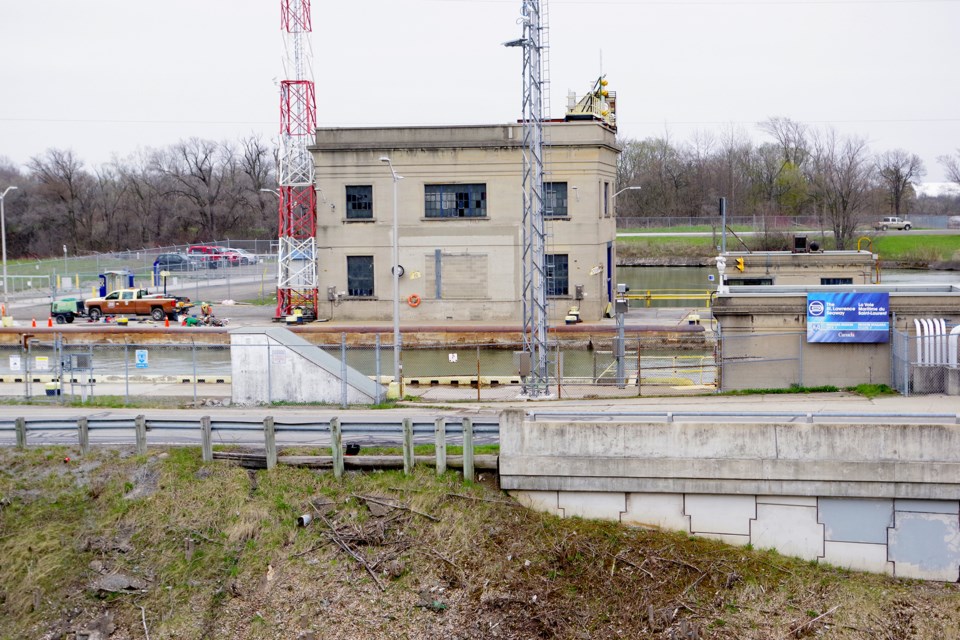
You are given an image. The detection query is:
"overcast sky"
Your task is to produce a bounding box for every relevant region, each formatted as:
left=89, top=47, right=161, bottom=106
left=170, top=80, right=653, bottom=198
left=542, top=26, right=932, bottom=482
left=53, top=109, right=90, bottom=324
left=1, top=0, right=958, bottom=183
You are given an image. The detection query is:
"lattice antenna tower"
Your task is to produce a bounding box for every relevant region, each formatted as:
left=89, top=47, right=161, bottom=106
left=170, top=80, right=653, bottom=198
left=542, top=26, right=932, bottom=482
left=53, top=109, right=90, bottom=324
left=515, top=0, right=550, bottom=397
left=276, top=0, right=319, bottom=319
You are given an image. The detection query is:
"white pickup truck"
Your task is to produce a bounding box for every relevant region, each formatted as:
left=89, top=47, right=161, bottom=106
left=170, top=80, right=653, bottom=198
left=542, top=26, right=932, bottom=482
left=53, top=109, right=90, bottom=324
left=874, top=216, right=912, bottom=231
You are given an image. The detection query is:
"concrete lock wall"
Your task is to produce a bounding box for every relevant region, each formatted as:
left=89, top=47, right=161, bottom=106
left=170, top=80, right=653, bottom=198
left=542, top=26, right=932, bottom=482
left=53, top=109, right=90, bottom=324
left=498, top=410, right=960, bottom=581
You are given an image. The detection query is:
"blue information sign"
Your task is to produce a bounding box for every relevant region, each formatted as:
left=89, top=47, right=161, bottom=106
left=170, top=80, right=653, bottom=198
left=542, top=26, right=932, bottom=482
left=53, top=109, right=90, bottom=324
left=806, top=292, right=890, bottom=343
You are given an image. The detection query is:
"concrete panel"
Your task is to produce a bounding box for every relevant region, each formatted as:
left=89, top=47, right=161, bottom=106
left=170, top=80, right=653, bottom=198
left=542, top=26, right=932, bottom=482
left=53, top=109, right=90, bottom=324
left=895, top=499, right=960, bottom=514
left=889, top=512, right=960, bottom=581
left=819, top=498, right=893, bottom=544
left=558, top=491, right=626, bottom=521
left=686, top=494, right=755, bottom=536
left=750, top=504, right=824, bottom=561
left=822, top=541, right=894, bottom=575
left=623, top=493, right=689, bottom=532
left=757, top=495, right=817, bottom=507
left=510, top=491, right=561, bottom=517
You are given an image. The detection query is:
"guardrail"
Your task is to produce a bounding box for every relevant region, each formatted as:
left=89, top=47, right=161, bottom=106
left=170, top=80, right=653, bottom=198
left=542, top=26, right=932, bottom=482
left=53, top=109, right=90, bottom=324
left=0, top=415, right=500, bottom=481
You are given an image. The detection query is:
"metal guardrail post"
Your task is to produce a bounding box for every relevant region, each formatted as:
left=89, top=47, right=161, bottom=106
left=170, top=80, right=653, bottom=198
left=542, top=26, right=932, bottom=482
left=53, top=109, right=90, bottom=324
left=200, top=416, right=212, bottom=462
left=434, top=417, right=447, bottom=474
left=78, top=417, right=89, bottom=455
left=15, top=417, right=26, bottom=449
left=331, top=417, right=344, bottom=479
left=402, top=417, right=414, bottom=475
left=462, top=417, right=474, bottom=483
left=264, top=416, right=276, bottom=470
left=135, top=415, right=147, bottom=455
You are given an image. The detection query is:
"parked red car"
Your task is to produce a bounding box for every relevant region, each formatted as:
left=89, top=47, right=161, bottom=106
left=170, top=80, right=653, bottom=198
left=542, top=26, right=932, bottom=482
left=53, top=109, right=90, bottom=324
left=187, top=245, right=224, bottom=269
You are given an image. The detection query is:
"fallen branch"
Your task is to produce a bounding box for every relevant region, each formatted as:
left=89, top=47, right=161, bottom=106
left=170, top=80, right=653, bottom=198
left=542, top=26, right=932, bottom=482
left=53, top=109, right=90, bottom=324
left=610, top=552, right=654, bottom=578
left=790, top=605, right=840, bottom=638
left=139, top=606, right=150, bottom=640
left=447, top=493, right=520, bottom=507
left=353, top=494, right=440, bottom=522
left=318, top=513, right=386, bottom=592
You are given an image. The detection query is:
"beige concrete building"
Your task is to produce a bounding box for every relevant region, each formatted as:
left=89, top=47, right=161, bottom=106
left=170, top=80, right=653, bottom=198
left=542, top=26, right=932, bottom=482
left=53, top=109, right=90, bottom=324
left=722, top=249, right=880, bottom=287
left=311, top=121, right=619, bottom=322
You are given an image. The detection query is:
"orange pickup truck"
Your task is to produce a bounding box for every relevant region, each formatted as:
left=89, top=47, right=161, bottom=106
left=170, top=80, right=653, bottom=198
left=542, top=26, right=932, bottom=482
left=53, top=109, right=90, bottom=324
left=84, top=288, right=193, bottom=322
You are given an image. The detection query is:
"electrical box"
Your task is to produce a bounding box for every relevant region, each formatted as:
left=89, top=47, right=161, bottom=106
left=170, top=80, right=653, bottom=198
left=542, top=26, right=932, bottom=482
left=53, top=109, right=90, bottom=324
left=615, top=300, right=628, bottom=315
left=574, top=284, right=584, bottom=300
left=517, top=352, right=532, bottom=377
left=616, top=283, right=629, bottom=294
left=327, top=285, right=337, bottom=301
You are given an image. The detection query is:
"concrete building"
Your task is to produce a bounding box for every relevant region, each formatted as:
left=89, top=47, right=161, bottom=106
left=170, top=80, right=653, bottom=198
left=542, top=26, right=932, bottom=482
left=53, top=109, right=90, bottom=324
left=310, top=119, right=620, bottom=323
left=722, top=248, right=880, bottom=287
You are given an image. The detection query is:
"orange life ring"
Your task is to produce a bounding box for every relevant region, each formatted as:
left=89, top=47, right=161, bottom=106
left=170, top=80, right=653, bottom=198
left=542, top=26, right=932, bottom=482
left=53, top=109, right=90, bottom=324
left=407, top=294, right=421, bottom=307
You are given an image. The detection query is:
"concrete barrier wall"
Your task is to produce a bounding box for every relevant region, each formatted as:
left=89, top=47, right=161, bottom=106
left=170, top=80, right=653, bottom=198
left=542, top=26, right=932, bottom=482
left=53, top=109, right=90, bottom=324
left=499, top=410, right=960, bottom=581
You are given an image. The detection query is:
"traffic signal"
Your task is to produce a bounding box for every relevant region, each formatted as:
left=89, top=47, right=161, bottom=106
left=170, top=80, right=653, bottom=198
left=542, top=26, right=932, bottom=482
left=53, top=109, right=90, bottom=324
left=736, top=258, right=745, bottom=272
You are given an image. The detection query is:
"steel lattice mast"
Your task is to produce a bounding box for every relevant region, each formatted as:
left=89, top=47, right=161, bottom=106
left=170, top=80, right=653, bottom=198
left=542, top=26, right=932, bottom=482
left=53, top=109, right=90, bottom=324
left=276, top=0, right=318, bottom=319
left=517, top=0, right=550, bottom=397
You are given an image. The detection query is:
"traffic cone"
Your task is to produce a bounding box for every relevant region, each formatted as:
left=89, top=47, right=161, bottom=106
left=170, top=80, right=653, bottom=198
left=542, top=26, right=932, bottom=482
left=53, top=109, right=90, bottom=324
left=164, top=316, right=169, bottom=327
left=47, top=317, right=53, bottom=327
left=31, top=318, right=36, bottom=327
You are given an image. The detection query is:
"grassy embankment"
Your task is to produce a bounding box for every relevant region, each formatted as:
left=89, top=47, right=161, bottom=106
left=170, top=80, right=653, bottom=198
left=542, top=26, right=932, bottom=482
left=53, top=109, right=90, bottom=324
left=3, top=446, right=960, bottom=639
left=617, top=232, right=960, bottom=267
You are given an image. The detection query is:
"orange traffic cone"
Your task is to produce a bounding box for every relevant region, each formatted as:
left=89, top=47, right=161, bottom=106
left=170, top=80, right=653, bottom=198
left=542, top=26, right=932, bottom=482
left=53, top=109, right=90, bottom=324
left=31, top=318, right=36, bottom=327
left=164, top=316, right=169, bottom=328
left=47, top=317, right=53, bottom=327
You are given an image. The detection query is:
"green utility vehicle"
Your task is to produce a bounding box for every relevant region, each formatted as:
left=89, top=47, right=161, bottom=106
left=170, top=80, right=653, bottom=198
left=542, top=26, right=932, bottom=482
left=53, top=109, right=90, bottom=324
left=50, top=298, right=86, bottom=324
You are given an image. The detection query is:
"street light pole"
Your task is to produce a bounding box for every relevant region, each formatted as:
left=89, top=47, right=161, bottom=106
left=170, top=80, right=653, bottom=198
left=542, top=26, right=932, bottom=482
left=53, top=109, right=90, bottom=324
left=380, top=157, right=403, bottom=383
left=0, top=185, right=19, bottom=309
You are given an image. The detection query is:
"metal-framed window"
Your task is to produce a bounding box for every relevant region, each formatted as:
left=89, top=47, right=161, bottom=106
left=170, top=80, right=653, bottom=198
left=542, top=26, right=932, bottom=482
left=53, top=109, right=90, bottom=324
left=345, top=185, right=373, bottom=220
left=546, top=254, right=569, bottom=296
left=347, top=256, right=374, bottom=296
left=425, top=184, right=487, bottom=218
left=544, top=182, right=568, bottom=218
left=821, top=277, right=853, bottom=285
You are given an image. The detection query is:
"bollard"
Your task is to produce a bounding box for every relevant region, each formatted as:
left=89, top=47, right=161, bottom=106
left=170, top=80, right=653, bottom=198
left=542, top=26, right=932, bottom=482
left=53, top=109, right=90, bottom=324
left=78, top=417, right=89, bottom=456
left=135, top=415, right=147, bottom=455
left=330, top=417, right=344, bottom=479
left=200, top=416, right=212, bottom=462
left=462, top=417, right=474, bottom=483
left=15, top=417, right=26, bottom=449
left=434, top=417, right=447, bottom=475
left=263, top=416, right=276, bottom=470
left=402, top=417, right=414, bottom=475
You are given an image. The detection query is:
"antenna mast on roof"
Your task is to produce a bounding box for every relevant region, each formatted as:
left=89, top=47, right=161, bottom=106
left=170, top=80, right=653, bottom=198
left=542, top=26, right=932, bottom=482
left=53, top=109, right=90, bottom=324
left=275, top=0, right=319, bottom=320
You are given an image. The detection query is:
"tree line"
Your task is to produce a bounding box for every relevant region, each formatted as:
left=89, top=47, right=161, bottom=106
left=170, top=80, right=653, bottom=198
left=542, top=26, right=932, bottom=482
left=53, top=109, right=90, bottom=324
left=1, top=121, right=959, bottom=258
left=0, top=136, right=278, bottom=260
left=616, top=118, right=960, bottom=249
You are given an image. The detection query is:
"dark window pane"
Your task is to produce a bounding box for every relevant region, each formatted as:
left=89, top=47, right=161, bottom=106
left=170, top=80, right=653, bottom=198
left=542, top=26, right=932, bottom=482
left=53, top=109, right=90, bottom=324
left=425, top=184, right=487, bottom=218
left=544, top=182, right=568, bottom=218
left=347, top=255, right=374, bottom=296
left=345, top=185, right=373, bottom=219
left=545, top=254, right=569, bottom=296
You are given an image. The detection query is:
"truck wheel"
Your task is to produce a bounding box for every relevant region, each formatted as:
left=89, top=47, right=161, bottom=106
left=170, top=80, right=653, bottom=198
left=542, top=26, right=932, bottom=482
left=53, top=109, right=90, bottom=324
left=66, top=314, right=75, bottom=324
left=904, top=224, right=911, bottom=230
left=881, top=225, right=888, bottom=230
left=88, top=307, right=102, bottom=321
left=54, top=314, right=66, bottom=324
left=151, top=307, right=165, bottom=322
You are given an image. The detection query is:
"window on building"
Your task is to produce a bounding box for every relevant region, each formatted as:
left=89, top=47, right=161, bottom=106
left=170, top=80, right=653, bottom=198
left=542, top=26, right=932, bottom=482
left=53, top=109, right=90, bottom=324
left=425, top=184, right=487, bottom=218
left=347, top=256, right=374, bottom=296
left=725, top=277, right=773, bottom=286
left=821, top=277, right=853, bottom=285
left=546, top=254, right=569, bottom=296
left=603, top=182, right=610, bottom=217
left=544, top=182, right=568, bottom=218
left=345, top=185, right=373, bottom=220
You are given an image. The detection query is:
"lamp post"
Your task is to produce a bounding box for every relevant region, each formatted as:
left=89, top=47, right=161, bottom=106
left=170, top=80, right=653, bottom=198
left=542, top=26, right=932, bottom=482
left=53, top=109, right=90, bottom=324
left=612, top=185, right=642, bottom=200
left=1, top=185, right=18, bottom=308
left=379, top=157, right=403, bottom=383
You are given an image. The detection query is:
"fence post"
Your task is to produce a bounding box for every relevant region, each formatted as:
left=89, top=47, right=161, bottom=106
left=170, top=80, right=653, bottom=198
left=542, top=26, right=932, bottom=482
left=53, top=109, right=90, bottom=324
left=135, top=415, right=147, bottom=455
left=462, top=417, right=474, bottom=483
left=78, top=417, right=89, bottom=455
left=263, top=416, right=276, bottom=470
left=15, top=417, right=26, bottom=449
left=402, top=417, right=414, bottom=475
left=331, top=417, right=344, bottom=479
left=200, top=416, right=212, bottom=462
left=434, top=417, right=447, bottom=474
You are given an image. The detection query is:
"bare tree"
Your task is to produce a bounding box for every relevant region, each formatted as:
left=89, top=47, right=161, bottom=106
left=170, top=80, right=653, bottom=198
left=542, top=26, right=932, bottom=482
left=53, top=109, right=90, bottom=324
left=759, top=117, right=809, bottom=168
left=27, top=149, right=95, bottom=252
left=876, top=149, right=925, bottom=216
left=940, top=150, right=960, bottom=187
left=807, top=130, right=875, bottom=250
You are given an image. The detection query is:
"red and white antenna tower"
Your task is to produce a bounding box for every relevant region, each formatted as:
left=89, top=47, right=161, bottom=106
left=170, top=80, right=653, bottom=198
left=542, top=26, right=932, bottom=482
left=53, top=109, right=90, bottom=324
left=275, top=0, right=318, bottom=319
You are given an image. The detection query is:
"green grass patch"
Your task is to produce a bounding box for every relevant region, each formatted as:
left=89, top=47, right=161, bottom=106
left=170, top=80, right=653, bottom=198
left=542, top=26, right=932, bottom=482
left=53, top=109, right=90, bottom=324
left=722, top=384, right=840, bottom=396
left=844, top=383, right=898, bottom=398
left=870, top=235, right=960, bottom=263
